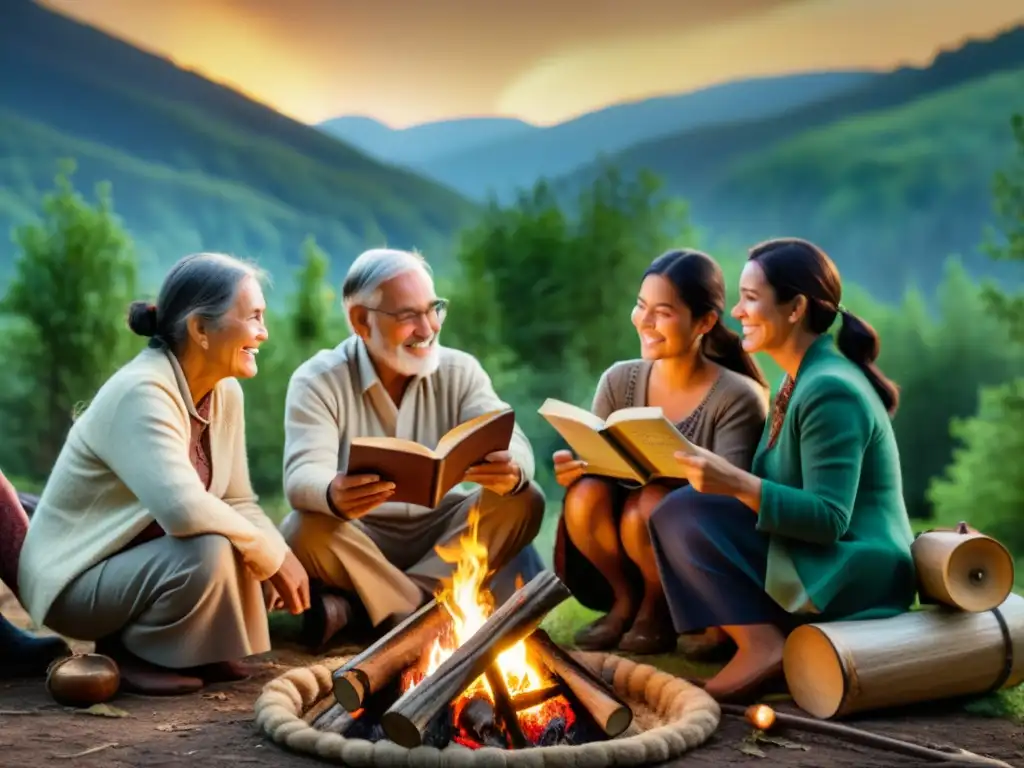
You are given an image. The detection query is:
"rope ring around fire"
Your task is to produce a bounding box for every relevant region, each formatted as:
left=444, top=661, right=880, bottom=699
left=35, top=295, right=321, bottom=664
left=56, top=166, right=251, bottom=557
left=254, top=651, right=721, bottom=767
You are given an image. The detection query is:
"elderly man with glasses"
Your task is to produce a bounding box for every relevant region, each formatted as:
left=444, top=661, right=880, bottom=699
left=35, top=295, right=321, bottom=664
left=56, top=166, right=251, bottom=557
left=279, top=248, right=545, bottom=648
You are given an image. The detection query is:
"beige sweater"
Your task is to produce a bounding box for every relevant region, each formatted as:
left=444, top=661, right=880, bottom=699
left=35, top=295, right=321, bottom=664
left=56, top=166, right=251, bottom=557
left=283, top=335, right=535, bottom=519
left=19, top=347, right=289, bottom=626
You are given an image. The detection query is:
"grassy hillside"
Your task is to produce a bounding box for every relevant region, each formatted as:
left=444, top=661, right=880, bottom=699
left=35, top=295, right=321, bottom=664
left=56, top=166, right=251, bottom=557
left=0, top=1, right=476, bottom=287
left=414, top=71, right=875, bottom=200
left=700, top=68, right=1024, bottom=293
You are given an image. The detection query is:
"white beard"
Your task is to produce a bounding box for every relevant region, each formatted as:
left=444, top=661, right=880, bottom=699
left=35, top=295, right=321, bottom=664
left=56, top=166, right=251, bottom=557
left=366, top=321, right=441, bottom=378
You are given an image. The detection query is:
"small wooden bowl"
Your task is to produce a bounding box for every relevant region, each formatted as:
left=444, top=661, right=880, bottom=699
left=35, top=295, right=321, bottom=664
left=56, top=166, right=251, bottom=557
left=46, top=653, right=120, bottom=707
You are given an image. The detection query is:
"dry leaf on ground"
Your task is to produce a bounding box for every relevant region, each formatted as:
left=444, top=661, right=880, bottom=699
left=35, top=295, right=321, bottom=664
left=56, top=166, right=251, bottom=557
left=76, top=703, right=130, bottom=718
left=156, top=723, right=202, bottom=732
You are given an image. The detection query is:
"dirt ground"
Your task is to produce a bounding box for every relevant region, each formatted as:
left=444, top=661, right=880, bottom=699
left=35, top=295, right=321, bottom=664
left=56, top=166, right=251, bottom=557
left=2, top=586, right=1023, bottom=768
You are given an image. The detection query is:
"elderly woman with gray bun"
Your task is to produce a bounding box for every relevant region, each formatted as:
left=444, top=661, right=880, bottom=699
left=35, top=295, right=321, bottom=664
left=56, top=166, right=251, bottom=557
left=18, top=252, right=310, bottom=696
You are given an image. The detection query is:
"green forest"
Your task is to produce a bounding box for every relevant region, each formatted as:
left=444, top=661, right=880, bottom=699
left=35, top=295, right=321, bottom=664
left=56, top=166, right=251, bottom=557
left=2, top=114, right=1023, bottom=581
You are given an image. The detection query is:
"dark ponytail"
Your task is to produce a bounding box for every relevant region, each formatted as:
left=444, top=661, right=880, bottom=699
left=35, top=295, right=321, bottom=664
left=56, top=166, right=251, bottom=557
left=835, top=308, right=899, bottom=415
left=644, top=249, right=768, bottom=389
left=704, top=318, right=769, bottom=389
left=748, top=238, right=900, bottom=416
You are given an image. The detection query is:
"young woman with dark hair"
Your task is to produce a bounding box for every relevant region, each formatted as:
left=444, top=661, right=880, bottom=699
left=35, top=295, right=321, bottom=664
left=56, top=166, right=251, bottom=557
left=648, top=237, right=915, bottom=701
left=552, top=249, right=770, bottom=655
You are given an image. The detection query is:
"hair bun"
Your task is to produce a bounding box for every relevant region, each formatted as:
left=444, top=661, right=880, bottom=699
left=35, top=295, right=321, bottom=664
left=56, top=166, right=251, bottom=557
left=127, top=300, right=159, bottom=337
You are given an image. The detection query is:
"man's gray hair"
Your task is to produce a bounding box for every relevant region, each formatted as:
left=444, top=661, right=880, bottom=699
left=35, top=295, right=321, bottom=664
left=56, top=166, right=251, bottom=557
left=342, top=248, right=433, bottom=315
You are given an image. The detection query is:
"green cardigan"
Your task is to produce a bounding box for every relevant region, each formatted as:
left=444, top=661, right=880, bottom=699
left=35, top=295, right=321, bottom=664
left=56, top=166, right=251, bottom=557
left=752, top=335, right=916, bottom=621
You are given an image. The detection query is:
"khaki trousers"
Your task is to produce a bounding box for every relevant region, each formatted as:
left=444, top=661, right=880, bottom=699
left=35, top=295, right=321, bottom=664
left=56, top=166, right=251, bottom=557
left=281, top=482, right=546, bottom=627
left=45, top=535, right=269, bottom=669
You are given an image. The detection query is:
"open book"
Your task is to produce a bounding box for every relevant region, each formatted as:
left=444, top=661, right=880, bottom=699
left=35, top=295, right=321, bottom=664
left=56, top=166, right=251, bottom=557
left=538, top=399, right=699, bottom=485
left=346, top=408, right=516, bottom=508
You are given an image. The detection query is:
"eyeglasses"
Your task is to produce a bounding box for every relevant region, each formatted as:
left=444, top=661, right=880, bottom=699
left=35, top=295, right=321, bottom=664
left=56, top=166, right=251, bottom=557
left=366, top=298, right=449, bottom=325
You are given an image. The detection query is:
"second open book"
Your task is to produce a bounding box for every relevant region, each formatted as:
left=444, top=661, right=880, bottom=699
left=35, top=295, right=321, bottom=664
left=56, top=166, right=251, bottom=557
left=538, top=399, right=699, bottom=485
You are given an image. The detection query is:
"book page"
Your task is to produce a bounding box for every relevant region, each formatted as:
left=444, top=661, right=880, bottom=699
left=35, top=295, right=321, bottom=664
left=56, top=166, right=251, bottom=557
left=606, top=415, right=698, bottom=480
left=437, top=410, right=516, bottom=502
left=540, top=412, right=642, bottom=482
left=605, top=406, right=663, bottom=427
left=538, top=398, right=607, bottom=432
left=350, top=436, right=436, bottom=458
left=435, top=408, right=511, bottom=458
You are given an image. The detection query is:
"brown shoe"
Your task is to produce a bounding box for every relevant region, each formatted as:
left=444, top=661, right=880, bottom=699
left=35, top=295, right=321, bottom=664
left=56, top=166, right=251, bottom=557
left=678, top=628, right=734, bottom=661
left=95, top=637, right=203, bottom=696
left=573, top=613, right=631, bottom=651
left=189, top=659, right=253, bottom=684
left=617, top=617, right=677, bottom=655
left=301, top=592, right=353, bottom=651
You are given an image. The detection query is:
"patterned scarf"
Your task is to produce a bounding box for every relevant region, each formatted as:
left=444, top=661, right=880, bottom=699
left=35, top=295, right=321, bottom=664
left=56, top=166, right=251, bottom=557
left=768, top=376, right=796, bottom=448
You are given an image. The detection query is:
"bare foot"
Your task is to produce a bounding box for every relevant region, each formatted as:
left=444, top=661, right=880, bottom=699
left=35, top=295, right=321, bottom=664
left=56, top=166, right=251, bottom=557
left=703, top=624, right=785, bottom=702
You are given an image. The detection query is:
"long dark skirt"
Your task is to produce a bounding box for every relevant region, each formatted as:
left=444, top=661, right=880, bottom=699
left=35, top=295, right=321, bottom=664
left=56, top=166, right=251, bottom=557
left=648, top=486, right=799, bottom=633
left=552, top=483, right=644, bottom=613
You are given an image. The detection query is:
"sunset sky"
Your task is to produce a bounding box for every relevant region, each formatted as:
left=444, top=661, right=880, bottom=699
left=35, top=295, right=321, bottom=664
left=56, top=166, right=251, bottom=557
left=41, top=0, right=1024, bottom=128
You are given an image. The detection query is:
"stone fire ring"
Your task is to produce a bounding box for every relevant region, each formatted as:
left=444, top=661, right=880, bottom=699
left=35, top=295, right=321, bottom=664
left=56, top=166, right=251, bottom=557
left=254, top=651, right=721, bottom=767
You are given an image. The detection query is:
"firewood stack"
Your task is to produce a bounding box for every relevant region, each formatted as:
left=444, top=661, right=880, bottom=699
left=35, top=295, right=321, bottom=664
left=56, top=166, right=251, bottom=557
left=309, top=570, right=634, bottom=750
left=783, top=523, right=1022, bottom=719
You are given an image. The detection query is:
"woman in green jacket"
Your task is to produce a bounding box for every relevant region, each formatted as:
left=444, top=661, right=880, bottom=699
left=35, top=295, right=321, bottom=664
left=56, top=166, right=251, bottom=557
left=647, top=237, right=915, bottom=702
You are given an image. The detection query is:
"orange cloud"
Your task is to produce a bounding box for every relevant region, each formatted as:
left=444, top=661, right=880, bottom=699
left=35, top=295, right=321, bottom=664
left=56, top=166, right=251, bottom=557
left=39, top=0, right=1024, bottom=126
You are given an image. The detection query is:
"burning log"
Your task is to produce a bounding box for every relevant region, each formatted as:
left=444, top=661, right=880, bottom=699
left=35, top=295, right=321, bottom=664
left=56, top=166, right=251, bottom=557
left=310, top=702, right=357, bottom=735
left=484, top=664, right=529, bottom=748
left=380, top=570, right=571, bottom=749
left=528, top=629, right=633, bottom=737
left=332, top=599, right=450, bottom=711
left=510, top=684, right=561, bottom=711
left=457, top=694, right=508, bottom=749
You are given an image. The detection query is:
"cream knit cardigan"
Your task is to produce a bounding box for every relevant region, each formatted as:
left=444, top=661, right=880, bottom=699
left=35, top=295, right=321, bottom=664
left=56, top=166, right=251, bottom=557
left=18, top=347, right=289, bottom=627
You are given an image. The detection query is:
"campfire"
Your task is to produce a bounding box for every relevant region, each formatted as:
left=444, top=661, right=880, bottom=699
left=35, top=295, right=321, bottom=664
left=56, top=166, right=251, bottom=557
left=311, top=508, right=633, bottom=750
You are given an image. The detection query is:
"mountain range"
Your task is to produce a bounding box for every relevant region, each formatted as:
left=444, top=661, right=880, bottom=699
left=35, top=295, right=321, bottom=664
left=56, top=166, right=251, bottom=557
left=319, top=71, right=876, bottom=193
left=321, top=24, right=1024, bottom=298
left=0, top=0, right=475, bottom=287
left=3, top=0, right=1023, bottom=301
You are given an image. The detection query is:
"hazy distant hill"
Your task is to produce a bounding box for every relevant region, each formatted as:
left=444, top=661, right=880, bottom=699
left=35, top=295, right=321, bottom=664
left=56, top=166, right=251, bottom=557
left=409, top=71, right=876, bottom=200
left=0, top=1, right=476, bottom=287
left=555, top=24, right=1024, bottom=298
left=318, top=115, right=538, bottom=166
left=706, top=68, right=1024, bottom=295
left=573, top=25, right=1024, bottom=200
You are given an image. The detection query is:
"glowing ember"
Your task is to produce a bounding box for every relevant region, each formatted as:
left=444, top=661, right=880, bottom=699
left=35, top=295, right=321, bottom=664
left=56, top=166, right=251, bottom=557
left=401, top=505, right=567, bottom=743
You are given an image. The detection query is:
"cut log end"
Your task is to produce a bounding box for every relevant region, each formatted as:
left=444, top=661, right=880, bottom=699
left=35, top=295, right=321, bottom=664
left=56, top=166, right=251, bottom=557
left=379, top=710, right=423, bottom=749
left=334, top=670, right=368, bottom=713
left=604, top=706, right=633, bottom=738
left=782, top=624, right=848, bottom=719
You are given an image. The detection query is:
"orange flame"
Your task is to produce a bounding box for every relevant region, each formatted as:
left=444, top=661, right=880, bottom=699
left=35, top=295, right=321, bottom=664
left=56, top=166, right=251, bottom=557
left=405, top=505, right=547, bottom=702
